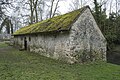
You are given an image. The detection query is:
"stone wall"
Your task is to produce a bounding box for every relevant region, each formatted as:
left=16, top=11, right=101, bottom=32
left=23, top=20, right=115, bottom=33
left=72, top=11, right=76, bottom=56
left=29, top=32, right=72, bottom=63
left=14, top=32, right=73, bottom=63
left=14, top=8, right=106, bottom=63
left=14, top=36, right=23, bottom=48
left=68, top=8, right=106, bottom=63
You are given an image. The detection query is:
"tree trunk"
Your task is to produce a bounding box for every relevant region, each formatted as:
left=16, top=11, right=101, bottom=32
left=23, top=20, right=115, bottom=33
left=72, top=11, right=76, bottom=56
left=10, top=20, right=13, bottom=34
left=81, top=0, right=82, bottom=8
left=94, top=0, right=100, bottom=24
left=110, top=0, right=113, bottom=14
left=34, top=0, right=38, bottom=22
left=30, top=0, right=34, bottom=24
left=52, top=0, right=60, bottom=17
left=49, top=0, right=54, bottom=18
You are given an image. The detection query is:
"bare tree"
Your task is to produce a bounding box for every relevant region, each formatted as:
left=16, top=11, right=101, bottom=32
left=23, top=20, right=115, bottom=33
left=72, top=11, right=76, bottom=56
left=48, top=0, right=60, bottom=18
left=69, top=0, right=80, bottom=10
left=34, top=0, right=39, bottom=22
left=69, top=0, right=87, bottom=11
left=109, top=0, right=113, bottom=14
left=37, top=0, right=45, bottom=21
left=0, top=18, right=13, bottom=34
left=28, top=0, right=39, bottom=24
left=49, top=0, right=54, bottom=18
left=0, top=0, right=14, bottom=33
left=116, top=0, right=118, bottom=16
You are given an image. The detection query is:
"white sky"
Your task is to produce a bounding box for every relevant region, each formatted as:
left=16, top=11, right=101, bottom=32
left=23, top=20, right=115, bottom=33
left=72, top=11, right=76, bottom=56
left=6, top=0, right=118, bottom=17
left=58, top=0, right=117, bottom=16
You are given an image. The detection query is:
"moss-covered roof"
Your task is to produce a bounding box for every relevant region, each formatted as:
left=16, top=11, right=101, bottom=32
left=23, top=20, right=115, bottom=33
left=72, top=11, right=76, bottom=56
left=13, top=6, right=88, bottom=35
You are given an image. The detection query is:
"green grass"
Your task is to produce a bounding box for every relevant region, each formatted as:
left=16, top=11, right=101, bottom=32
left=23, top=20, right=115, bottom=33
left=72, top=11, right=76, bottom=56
left=0, top=42, right=120, bottom=80
left=0, top=42, right=8, bottom=48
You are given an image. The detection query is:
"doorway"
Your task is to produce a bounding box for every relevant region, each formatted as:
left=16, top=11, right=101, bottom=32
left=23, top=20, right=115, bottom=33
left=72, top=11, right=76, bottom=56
left=24, top=37, right=27, bottom=50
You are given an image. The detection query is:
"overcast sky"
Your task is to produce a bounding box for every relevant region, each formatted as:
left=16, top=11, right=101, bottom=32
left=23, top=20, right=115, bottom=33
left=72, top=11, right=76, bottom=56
left=6, top=0, right=118, bottom=18
left=58, top=0, right=117, bottom=16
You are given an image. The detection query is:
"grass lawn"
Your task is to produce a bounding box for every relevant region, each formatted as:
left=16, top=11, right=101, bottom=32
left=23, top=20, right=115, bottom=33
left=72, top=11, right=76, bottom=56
left=0, top=42, right=120, bottom=80
left=0, top=42, right=8, bottom=48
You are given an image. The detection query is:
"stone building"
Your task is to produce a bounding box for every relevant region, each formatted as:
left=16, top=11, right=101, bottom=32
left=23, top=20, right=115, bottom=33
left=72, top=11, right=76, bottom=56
left=13, top=6, right=107, bottom=63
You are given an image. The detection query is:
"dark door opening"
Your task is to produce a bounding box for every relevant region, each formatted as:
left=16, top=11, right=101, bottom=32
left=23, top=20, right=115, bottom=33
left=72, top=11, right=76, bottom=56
left=24, top=37, right=27, bottom=50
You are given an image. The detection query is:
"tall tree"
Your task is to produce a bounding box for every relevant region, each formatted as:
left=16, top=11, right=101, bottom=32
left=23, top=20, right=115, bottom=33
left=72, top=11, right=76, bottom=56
left=94, top=0, right=100, bottom=24
left=26, top=0, right=44, bottom=24
left=116, top=0, right=118, bottom=16
left=93, top=0, right=108, bottom=32
left=49, top=0, right=54, bottom=18
left=0, top=18, right=13, bottom=34
left=29, top=0, right=39, bottom=24
left=69, top=0, right=87, bottom=11
left=109, top=0, right=113, bottom=14
left=49, top=0, right=60, bottom=18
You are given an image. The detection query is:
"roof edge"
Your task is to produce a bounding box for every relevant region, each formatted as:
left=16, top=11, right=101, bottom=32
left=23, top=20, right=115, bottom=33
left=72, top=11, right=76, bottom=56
left=13, top=6, right=91, bottom=36
left=67, top=5, right=91, bottom=30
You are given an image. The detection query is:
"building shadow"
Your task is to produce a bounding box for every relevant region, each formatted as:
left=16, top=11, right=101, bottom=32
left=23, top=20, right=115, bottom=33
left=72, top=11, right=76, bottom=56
left=107, top=51, right=120, bottom=65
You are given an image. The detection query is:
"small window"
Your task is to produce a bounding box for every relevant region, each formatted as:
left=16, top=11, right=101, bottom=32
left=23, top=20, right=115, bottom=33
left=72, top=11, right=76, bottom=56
left=29, top=37, right=31, bottom=42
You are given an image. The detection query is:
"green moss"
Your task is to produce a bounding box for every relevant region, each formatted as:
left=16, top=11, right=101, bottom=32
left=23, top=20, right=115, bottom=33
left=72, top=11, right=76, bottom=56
left=13, top=7, right=86, bottom=35
left=0, top=42, right=8, bottom=48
